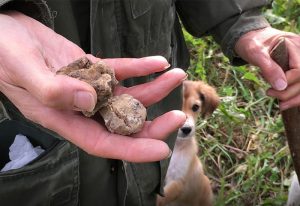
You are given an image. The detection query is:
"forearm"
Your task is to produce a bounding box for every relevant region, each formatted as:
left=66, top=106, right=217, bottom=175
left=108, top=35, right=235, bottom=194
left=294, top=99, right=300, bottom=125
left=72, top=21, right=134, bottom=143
left=176, top=0, right=271, bottom=65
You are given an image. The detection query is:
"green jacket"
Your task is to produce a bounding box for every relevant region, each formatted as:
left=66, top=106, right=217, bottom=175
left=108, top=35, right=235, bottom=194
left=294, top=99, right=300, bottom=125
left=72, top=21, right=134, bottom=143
left=0, top=0, right=270, bottom=206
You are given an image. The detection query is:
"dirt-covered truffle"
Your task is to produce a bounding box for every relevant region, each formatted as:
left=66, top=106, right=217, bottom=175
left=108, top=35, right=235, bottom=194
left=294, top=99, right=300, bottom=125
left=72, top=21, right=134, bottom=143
left=56, top=57, right=147, bottom=135
left=99, top=94, right=147, bottom=135
left=57, top=57, right=118, bottom=117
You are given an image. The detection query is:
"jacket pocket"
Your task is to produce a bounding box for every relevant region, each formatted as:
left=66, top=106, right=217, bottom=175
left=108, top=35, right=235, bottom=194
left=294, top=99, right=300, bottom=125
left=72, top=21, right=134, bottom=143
left=0, top=120, right=79, bottom=206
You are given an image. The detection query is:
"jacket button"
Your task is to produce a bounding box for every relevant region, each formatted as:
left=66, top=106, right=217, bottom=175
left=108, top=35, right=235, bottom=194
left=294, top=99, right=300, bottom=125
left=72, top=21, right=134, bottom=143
left=110, top=166, right=116, bottom=173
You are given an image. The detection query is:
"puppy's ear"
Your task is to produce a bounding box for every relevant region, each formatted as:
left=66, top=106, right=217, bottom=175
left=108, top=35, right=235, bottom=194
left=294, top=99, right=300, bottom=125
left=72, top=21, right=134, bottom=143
left=200, top=87, right=220, bottom=118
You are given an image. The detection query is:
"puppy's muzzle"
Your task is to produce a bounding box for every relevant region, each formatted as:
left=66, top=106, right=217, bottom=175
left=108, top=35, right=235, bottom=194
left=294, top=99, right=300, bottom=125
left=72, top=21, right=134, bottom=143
left=177, top=117, right=195, bottom=138
left=180, top=127, right=192, bottom=135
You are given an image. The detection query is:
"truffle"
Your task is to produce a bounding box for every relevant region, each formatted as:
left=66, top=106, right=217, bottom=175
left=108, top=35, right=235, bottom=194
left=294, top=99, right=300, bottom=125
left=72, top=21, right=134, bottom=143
left=99, top=94, right=147, bottom=135
left=56, top=57, right=147, bottom=135
left=57, top=57, right=118, bottom=117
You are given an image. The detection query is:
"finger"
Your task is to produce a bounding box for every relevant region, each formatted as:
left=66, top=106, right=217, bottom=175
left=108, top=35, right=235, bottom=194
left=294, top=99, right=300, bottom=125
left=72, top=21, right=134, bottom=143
left=236, top=35, right=287, bottom=91
left=3, top=84, right=171, bottom=162
left=267, top=38, right=300, bottom=101
left=285, top=69, right=300, bottom=85
left=254, top=49, right=287, bottom=91
left=264, top=37, right=300, bottom=90
left=44, top=113, right=171, bottom=162
left=39, top=74, right=97, bottom=111
left=102, top=56, right=170, bottom=80
left=286, top=38, right=300, bottom=71
left=22, top=66, right=97, bottom=111
left=267, top=71, right=300, bottom=100
left=39, top=55, right=169, bottom=110
left=132, top=110, right=186, bottom=140
left=267, top=82, right=300, bottom=101
left=279, top=94, right=300, bottom=111
left=115, top=68, right=186, bottom=107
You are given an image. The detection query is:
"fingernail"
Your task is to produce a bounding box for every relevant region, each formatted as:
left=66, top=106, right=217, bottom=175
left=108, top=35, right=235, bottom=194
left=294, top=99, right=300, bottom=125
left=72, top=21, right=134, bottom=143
left=146, top=56, right=168, bottom=63
left=172, top=68, right=187, bottom=81
left=74, top=91, right=96, bottom=112
left=164, top=64, right=171, bottom=69
left=166, top=149, right=173, bottom=159
left=274, top=79, right=287, bottom=91
left=183, top=73, right=188, bottom=81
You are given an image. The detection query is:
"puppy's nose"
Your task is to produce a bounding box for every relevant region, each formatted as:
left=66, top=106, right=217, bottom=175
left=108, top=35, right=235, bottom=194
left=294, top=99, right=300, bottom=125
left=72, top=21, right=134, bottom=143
left=181, top=127, right=192, bottom=135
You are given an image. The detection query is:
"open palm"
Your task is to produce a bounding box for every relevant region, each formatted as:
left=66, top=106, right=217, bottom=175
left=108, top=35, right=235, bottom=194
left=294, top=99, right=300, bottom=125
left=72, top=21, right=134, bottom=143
left=0, top=11, right=186, bottom=162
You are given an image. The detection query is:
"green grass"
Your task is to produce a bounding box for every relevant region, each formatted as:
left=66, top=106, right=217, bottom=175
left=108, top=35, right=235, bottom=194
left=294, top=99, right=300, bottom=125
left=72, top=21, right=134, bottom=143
left=185, top=1, right=300, bottom=205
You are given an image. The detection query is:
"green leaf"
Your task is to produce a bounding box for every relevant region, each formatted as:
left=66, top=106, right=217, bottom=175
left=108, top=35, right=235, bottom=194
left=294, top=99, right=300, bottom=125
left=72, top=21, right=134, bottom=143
left=242, top=72, right=261, bottom=85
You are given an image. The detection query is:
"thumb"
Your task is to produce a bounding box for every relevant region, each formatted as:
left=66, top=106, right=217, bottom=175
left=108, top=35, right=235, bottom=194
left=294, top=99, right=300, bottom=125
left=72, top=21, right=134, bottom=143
left=12, top=61, right=97, bottom=111
left=251, top=50, right=287, bottom=91
left=36, top=74, right=97, bottom=111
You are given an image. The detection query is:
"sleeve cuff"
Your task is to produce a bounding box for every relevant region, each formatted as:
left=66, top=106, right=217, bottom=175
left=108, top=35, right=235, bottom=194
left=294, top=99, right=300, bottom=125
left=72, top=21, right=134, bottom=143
left=212, top=9, right=270, bottom=66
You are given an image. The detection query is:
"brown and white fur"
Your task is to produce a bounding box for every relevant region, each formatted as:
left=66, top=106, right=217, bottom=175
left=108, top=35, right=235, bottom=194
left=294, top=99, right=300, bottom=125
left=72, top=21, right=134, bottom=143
left=157, top=80, right=220, bottom=206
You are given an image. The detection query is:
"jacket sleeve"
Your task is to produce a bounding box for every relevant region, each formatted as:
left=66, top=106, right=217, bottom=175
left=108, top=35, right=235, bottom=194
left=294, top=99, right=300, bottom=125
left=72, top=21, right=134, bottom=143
left=176, top=0, right=271, bottom=65
left=0, top=0, right=53, bottom=28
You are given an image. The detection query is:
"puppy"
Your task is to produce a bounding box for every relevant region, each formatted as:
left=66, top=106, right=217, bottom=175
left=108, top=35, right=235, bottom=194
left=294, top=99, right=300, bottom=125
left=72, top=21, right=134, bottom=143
left=287, top=172, right=300, bottom=206
left=157, top=80, right=220, bottom=206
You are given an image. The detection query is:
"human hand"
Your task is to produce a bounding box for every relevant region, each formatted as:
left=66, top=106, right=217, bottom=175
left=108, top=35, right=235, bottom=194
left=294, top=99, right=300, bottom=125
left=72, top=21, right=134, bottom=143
left=0, top=11, right=186, bottom=162
left=235, top=27, right=300, bottom=110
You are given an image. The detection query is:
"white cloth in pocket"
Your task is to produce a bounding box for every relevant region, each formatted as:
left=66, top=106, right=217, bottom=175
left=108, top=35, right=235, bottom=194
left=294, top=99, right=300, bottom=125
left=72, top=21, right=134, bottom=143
left=1, top=134, right=44, bottom=172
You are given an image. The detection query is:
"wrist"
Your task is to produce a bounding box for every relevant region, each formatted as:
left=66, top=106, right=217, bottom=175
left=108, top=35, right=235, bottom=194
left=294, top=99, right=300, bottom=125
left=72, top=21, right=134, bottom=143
left=234, top=27, right=289, bottom=57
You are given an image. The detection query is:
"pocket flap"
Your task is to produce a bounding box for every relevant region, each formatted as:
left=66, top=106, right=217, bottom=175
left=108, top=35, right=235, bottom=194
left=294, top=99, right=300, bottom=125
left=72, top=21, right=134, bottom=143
left=130, top=0, right=151, bottom=19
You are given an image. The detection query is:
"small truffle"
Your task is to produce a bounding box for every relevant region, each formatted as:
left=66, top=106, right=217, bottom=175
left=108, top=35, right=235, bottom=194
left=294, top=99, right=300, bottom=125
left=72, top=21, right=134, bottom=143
left=57, top=57, right=118, bottom=117
left=99, top=94, right=147, bottom=135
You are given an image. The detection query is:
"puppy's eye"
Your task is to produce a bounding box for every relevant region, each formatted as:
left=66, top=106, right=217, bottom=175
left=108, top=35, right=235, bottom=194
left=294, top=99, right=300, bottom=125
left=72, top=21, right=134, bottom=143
left=192, top=104, right=200, bottom=112
left=199, top=93, right=205, bottom=102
